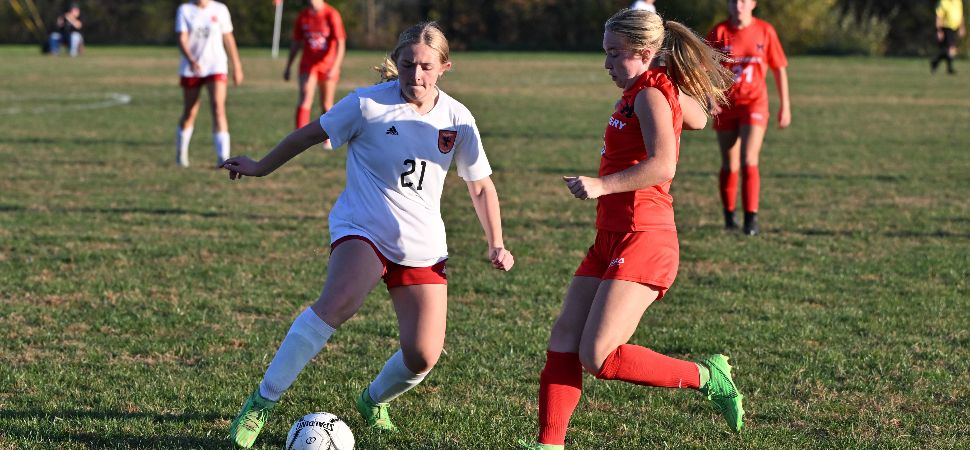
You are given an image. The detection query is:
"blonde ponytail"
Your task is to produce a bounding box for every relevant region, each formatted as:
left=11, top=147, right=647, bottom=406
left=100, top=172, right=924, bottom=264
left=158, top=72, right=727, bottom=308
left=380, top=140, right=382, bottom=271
left=662, top=20, right=734, bottom=108
left=605, top=9, right=733, bottom=109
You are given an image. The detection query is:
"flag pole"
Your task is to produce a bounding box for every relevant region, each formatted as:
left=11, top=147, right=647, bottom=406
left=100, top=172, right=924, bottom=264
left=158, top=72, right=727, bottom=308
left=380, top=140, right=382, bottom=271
left=271, top=0, right=284, bottom=58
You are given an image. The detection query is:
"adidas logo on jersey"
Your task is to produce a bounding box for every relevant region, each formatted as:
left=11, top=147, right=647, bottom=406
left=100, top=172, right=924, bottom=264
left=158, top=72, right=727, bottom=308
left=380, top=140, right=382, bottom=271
left=386, top=126, right=399, bottom=135
left=609, top=257, right=625, bottom=267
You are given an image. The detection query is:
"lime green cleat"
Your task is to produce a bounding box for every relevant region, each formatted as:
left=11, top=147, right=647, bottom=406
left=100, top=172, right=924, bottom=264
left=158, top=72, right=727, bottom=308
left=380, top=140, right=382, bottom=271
left=517, top=439, right=564, bottom=450
left=228, top=389, right=277, bottom=448
left=355, top=388, right=398, bottom=431
left=700, top=354, right=744, bottom=433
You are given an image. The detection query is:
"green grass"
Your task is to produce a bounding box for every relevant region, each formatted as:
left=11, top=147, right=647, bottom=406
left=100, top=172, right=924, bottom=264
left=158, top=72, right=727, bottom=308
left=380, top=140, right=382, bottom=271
left=1, top=46, right=968, bottom=449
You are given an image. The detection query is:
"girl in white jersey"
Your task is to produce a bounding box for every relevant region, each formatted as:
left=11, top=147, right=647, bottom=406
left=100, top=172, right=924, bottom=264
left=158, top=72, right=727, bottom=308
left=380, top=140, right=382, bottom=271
left=223, top=22, right=514, bottom=449
left=175, top=0, right=244, bottom=168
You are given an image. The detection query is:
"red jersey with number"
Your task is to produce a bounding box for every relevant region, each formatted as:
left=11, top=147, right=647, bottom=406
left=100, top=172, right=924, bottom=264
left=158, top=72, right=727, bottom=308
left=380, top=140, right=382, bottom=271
left=293, top=5, right=345, bottom=71
left=596, top=68, right=682, bottom=232
left=706, top=18, right=787, bottom=108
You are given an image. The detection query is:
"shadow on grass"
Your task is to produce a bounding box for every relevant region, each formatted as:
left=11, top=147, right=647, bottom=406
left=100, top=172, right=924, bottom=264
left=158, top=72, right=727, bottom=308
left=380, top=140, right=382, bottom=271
left=0, top=135, right=157, bottom=148
left=676, top=170, right=907, bottom=182
left=0, top=408, right=234, bottom=449
left=0, top=204, right=322, bottom=223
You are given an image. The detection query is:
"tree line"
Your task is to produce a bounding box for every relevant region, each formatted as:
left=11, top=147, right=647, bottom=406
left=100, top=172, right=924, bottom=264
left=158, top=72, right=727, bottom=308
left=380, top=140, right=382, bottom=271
left=0, top=0, right=961, bottom=56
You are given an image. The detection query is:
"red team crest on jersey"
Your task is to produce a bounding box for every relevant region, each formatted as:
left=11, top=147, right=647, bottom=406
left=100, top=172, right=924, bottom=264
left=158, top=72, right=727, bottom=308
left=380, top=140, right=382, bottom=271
left=438, top=130, right=457, bottom=153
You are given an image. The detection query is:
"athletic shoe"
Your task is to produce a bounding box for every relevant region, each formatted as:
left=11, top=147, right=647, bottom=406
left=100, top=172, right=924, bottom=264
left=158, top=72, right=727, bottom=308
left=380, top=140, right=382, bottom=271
left=228, top=389, right=277, bottom=448
left=723, top=209, right=739, bottom=230
left=517, top=440, right=564, bottom=450
left=177, top=150, right=189, bottom=167
left=743, top=212, right=759, bottom=236
left=700, top=354, right=744, bottom=433
left=931, top=59, right=940, bottom=74
left=356, top=388, right=398, bottom=431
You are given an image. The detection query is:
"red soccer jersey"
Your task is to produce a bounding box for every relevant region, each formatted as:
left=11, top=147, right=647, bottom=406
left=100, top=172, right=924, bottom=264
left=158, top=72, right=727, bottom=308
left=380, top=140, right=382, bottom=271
left=707, top=18, right=787, bottom=107
left=293, top=5, right=346, bottom=71
left=596, top=68, right=683, bottom=232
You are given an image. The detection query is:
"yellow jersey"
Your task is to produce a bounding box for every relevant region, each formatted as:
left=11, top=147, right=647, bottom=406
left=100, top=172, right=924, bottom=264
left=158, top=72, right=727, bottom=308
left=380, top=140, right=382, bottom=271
left=937, top=0, right=964, bottom=30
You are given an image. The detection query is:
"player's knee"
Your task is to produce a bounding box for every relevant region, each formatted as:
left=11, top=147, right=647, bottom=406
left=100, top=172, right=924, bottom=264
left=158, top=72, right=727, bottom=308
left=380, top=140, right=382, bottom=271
left=578, top=342, right=614, bottom=375
left=401, top=348, right=439, bottom=374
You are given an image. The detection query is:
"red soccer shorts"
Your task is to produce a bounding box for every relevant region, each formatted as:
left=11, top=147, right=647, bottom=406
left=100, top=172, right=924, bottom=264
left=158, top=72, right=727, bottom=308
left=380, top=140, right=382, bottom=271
left=713, top=102, right=769, bottom=130
left=300, top=62, right=340, bottom=81
left=179, top=73, right=227, bottom=88
left=331, top=235, right=447, bottom=288
left=574, top=229, right=679, bottom=299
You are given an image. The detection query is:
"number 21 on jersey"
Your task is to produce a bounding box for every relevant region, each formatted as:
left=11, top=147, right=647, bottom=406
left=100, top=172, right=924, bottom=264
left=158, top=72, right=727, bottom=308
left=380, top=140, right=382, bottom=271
left=400, top=158, right=427, bottom=190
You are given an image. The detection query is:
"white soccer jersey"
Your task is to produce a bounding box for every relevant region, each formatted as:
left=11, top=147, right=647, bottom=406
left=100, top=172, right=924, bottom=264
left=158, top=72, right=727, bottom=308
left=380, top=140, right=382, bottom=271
left=320, top=80, right=493, bottom=267
left=175, top=1, right=234, bottom=77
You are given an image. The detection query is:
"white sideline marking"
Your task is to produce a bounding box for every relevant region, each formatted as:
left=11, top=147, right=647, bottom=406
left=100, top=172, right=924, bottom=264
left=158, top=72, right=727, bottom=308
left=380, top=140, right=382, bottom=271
left=0, top=92, right=132, bottom=115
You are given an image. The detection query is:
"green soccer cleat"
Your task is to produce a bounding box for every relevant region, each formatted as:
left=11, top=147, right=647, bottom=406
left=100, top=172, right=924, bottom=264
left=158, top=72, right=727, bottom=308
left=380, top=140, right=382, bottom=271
left=228, top=389, right=277, bottom=448
left=517, top=439, right=564, bottom=450
left=701, top=354, right=745, bottom=433
left=355, top=388, right=398, bottom=432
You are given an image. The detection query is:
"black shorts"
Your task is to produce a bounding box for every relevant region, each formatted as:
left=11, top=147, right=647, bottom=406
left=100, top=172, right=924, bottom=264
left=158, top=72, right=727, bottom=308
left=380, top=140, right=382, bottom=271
left=941, top=28, right=959, bottom=49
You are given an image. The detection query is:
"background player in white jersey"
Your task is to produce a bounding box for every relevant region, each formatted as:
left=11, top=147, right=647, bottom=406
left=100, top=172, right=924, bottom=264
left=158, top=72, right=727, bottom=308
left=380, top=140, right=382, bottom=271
left=222, top=22, right=515, bottom=449
left=175, top=0, right=243, bottom=167
left=630, top=0, right=657, bottom=13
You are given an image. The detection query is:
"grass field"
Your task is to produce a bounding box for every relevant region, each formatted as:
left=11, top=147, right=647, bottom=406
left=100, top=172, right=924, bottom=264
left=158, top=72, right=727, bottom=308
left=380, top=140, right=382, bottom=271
left=1, top=46, right=968, bottom=449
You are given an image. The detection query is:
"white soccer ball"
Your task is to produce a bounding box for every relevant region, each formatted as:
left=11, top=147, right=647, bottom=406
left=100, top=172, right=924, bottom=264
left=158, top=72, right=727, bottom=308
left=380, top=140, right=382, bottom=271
left=285, top=412, right=355, bottom=450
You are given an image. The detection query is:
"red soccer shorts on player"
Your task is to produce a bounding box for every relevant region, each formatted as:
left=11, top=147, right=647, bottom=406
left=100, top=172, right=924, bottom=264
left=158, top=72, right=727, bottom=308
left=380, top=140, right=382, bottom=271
left=331, top=235, right=447, bottom=288
left=574, top=229, right=678, bottom=299
left=179, top=73, right=228, bottom=88
left=300, top=62, right=340, bottom=82
left=713, top=102, right=769, bottom=130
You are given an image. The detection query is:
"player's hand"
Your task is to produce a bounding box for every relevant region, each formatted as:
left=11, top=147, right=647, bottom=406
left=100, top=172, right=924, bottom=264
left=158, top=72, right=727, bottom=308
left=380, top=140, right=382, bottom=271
left=563, top=176, right=606, bottom=200
left=221, top=156, right=263, bottom=180
left=233, top=67, right=244, bottom=86
left=190, top=61, right=203, bottom=76
left=283, top=67, right=291, bottom=81
left=778, top=107, right=791, bottom=129
left=938, top=29, right=945, bottom=42
left=489, top=246, right=514, bottom=271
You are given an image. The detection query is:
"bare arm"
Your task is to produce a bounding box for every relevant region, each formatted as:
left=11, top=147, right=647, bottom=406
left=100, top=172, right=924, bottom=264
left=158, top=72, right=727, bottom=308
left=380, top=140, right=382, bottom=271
left=466, top=176, right=514, bottom=271
left=772, top=67, right=791, bottom=129
left=284, top=40, right=301, bottom=80
left=679, top=91, right=708, bottom=131
left=329, top=39, right=346, bottom=78
left=221, top=121, right=327, bottom=179
left=66, top=15, right=81, bottom=30
left=177, top=31, right=201, bottom=75
left=223, top=32, right=244, bottom=85
left=564, top=87, right=677, bottom=199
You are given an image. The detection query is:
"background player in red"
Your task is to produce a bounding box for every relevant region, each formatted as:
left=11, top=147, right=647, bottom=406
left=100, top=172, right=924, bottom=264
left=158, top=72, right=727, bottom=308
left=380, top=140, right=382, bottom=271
left=283, top=0, right=346, bottom=149
left=519, top=8, right=742, bottom=450
left=707, top=0, right=791, bottom=235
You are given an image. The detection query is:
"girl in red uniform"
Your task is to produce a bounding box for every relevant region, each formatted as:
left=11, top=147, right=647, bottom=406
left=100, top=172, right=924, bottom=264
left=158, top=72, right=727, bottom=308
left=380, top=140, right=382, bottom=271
left=284, top=0, right=346, bottom=149
left=520, top=8, right=743, bottom=450
left=707, top=0, right=791, bottom=235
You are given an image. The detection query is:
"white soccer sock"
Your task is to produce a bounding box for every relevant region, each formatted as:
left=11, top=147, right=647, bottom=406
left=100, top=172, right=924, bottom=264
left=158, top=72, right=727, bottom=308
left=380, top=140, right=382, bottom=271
left=176, top=127, right=193, bottom=166
left=213, top=131, right=230, bottom=166
left=367, top=350, right=429, bottom=404
left=258, top=308, right=336, bottom=401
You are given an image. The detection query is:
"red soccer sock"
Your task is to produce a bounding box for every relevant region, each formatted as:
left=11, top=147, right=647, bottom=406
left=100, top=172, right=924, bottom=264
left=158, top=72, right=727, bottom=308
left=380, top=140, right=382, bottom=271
left=295, top=107, right=311, bottom=129
left=537, top=351, right=583, bottom=446
left=595, top=344, right=700, bottom=389
left=719, top=168, right=739, bottom=212
left=742, top=165, right=760, bottom=213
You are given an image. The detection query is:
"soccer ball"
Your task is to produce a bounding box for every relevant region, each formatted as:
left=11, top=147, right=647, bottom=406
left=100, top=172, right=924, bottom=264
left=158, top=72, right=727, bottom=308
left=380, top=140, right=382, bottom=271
left=285, top=412, right=355, bottom=450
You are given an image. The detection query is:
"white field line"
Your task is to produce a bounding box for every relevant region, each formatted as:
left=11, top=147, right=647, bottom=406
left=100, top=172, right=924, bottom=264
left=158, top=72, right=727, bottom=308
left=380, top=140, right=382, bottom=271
left=0, top=92, right=132, bottom=115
